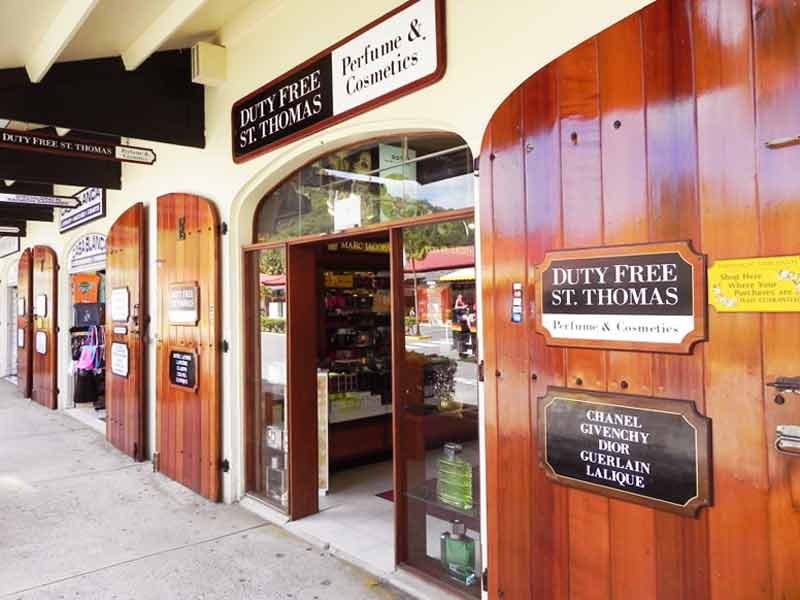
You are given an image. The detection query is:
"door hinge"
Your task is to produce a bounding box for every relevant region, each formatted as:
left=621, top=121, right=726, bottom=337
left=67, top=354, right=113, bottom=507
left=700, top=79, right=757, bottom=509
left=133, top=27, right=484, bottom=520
left=473, top=156, right=480, bottom=173
left=220, top=459, right=230, bottom=473
left=482, top=568, right=489, bottom=592
left=222, top=340, right=229, bottom=353
left=220, top=222, right=228, bottom=235
left=478, top=360, right=485, bottom=382
left=153, top=452, right=160, bottom=472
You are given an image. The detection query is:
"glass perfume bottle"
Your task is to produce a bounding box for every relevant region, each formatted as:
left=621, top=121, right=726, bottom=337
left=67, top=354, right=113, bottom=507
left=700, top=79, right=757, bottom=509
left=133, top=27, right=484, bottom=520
left=437, top=443, right=473, bottom=510
left=266, top=455, right=287, bottom=506
left=440, top=520, right=477, bottom=586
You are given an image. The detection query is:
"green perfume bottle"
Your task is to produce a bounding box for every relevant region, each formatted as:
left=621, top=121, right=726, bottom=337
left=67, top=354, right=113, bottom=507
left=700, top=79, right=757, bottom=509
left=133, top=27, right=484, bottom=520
left=437, top=442, right=473, bottom=510
left=440, top=520, right=477, bottom=586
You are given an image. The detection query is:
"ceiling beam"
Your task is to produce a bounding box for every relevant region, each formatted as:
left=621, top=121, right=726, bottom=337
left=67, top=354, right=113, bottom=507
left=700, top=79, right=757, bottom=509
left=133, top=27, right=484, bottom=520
left=0, top=51, right=204, bottom=148
left=26, top=0, right=100, bottom=83
left=122, top=0, right=207, bottom=71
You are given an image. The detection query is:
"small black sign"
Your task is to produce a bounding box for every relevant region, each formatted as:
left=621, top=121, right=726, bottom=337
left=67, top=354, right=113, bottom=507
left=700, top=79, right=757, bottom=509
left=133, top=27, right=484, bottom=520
left=537, top=388, right=712, bottom=516
left=534, top=241, right=706, bottom=353
left=169, top=350, right=197, bottom=390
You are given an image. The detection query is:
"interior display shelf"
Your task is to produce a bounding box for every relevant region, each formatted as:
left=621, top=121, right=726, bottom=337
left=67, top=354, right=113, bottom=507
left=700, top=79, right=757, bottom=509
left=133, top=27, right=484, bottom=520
left=404, top=404, right=480, bottom=421
left=405, top=476, right=481, bottom=529
left=329, top=403, right=392, bottom=424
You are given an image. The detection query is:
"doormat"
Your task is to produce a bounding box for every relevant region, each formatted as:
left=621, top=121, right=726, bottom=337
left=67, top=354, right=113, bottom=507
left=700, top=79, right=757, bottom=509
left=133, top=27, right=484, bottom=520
left=377, top=489, right=394, bottom=502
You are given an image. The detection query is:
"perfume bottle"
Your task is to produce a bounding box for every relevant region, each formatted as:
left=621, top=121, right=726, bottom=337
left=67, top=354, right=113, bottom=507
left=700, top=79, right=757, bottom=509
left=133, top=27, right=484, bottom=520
left=440, top=520, right=477, bottom=586
left=266, top=455, right=287, bottom=505
left=437, top=443, right=473, bottom=510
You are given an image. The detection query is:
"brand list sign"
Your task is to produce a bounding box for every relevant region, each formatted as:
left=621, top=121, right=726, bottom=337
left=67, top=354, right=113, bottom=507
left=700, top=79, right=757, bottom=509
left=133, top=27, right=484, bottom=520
left=538, top=388, right=712, bottom=516
left=232, top=0, right=443, bottom=163
left=534, top=241, right=706, bottom=353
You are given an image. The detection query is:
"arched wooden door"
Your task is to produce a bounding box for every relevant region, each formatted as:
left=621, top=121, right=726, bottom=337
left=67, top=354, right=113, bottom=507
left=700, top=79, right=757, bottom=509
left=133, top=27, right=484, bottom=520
left=156, top=193, right=221, bottom=501
left=106, top=203, right=147, bottom=461
left=480, top=0, right=800, bottom=598
left=16, top=248, right=33, bottom=398
left=31, top=245, right=58, bottom=410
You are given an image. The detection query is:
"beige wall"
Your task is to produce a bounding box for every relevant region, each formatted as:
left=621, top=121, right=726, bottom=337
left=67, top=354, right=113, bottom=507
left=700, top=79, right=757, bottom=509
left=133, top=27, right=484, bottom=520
left=0, top=0, right=652, bottom=502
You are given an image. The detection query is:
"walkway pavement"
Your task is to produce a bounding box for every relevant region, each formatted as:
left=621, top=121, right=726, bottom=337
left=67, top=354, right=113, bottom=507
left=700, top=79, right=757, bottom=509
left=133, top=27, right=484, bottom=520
left=0, top=382, right=411, bottom=600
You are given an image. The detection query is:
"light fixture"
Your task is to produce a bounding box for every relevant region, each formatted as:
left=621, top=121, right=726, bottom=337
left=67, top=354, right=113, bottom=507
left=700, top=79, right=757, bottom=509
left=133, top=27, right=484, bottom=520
left=55, top=127, right=71, bottom=137
left=4, top=180, right=15, bottom=187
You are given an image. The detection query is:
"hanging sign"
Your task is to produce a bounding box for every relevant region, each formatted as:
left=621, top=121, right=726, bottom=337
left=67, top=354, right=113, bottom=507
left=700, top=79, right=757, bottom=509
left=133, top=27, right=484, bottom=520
left=17, top=328, right=24, bottom=348
left=708, top=254, right=800, bottom=312
left=67, top=233, right=106, bottom=274
left=169, top=349, right=198, bottom=390
left=0, top=236, right=20, bottom=258
left=168, top=283, right=199, bottom=325
left=232, top=0, right=444, bottom=163
left=537, top=387, right=712, bottom=516
left=0, top=192, right=78, bottom=209
left=35, top=331, right=47, bottom=355
left=34, top=294, right=47, bottom=318
left=60, top=188, right=106, bottom=233
left=111, top=342, right=129, bottom=378
left=534, top=241, right=706, bottom=353
left=0, top=128, right=156, bottom=165
left=110, top=287, right=130, bottom=322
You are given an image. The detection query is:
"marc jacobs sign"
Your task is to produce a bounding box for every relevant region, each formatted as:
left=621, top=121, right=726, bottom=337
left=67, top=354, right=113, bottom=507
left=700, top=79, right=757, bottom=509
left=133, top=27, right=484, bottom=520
left=534, top=241, right=707, bottom=353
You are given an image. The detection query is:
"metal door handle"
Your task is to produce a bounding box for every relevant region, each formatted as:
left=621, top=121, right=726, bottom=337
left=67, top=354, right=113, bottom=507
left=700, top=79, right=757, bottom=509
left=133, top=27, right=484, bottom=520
left=776, top=425, right=800, bottom=457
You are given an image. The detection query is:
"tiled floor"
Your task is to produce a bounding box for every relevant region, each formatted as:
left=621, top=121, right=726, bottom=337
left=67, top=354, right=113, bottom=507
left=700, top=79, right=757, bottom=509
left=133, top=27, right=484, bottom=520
left=288, top=460, right=396, bottom=573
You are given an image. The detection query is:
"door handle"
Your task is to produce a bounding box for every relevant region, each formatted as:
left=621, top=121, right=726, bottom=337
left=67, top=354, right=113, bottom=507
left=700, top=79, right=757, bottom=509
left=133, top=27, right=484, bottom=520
left=776, top=425, right=800, bottom=457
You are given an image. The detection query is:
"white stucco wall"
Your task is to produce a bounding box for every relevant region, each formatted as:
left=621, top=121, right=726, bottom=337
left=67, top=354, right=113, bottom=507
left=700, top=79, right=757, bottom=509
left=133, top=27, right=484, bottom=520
left=0, top=0, right=652, bottom=502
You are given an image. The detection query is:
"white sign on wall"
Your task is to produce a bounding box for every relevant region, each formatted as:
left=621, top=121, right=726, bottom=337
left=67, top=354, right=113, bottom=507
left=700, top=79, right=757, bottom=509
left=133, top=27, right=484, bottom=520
left=60, top=188, right=106, bottom=233
left=17, top=328, right=24, bottom=348
left=0, top=236, right=20, bottom=259
left=111, top=342, right=129, bottom=378
left=34, top=294, right=47, bottom=318
left=67, top=233, right=106, bottom=274
left=35, top=331, right=47, bottom=355
left=17, top=297, right=25, bottom=316
left=111, top=287, right=130, bottom=322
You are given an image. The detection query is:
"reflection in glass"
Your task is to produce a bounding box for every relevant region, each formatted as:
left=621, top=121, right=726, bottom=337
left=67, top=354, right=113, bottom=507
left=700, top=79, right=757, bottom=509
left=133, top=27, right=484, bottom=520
left=254, top=134, right=473, bottom=243
left=247, top=247, right=289, bottom=511
left=398, top=219, right=480, bottom=597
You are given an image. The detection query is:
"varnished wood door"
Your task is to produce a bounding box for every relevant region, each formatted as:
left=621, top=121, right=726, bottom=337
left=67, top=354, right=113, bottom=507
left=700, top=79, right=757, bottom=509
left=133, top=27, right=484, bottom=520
left=480, top=0, right=800, bottom=598
left=106, top=203, right=147, bottom=461
left=31, top=246, right=58, bottom=410
left=16, top=248, right=33, bottom=398
left=156, top=193, right=221, bottom=501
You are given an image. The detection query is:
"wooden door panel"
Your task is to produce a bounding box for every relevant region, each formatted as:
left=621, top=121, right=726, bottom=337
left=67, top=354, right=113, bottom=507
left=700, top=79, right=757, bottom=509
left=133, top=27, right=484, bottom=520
left=480, top=0, right=799, bottom=598
left=31, top=246, right=57, bottom=410
left=17, top=248, right=33, bottom=398
left=156, top=194, right=221, bottom=502
left=106, top=203, right=147, bottom=461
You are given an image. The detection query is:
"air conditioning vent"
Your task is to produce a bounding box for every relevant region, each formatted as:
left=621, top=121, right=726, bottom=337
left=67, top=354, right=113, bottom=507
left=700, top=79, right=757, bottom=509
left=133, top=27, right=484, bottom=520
left=191, top=42, right=227, bottom=87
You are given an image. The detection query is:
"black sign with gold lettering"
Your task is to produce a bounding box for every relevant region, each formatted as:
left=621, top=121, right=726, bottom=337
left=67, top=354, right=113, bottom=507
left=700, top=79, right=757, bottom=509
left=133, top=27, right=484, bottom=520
left=537, top=387, right=712, bottom=516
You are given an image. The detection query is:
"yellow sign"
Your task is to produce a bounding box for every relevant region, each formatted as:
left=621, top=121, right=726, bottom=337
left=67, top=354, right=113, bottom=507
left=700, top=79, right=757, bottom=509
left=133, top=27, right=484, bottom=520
left=708, top=255, right=800, bottom=312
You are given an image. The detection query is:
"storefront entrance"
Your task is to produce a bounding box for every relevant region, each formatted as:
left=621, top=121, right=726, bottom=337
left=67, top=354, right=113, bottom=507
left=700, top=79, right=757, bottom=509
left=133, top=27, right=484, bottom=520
left=243, top=133, right=483, bottom=595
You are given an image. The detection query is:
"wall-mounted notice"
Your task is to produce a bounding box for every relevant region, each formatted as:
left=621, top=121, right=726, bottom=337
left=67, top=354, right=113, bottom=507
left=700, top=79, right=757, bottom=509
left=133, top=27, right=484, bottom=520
left=232, top=0, right=444, bottom=163
left=111, top=287, right=130, bottom=322
left=17, top=328, right=24, bottom=348
left=17, top=297, right=25, bottom=317
left=111, top=342, right=129, bottom=378
left=169, top=349, right=197, bottom=390
left=537, top=387, right=712, bottom=516
left=534, top=241, right=706, bottom=353
left=35, top=331, right=47, bottom=355
left=60, top=188, right=106, bottom=233
left=708, top=254, right=800, bottom=312
left=67, top=233, right=106, bottom=273
left=34, top=294, right=47, bottom=318
left=0, top=236, right=20, bottom=258
left=168, top=283, right=199, bottom=325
